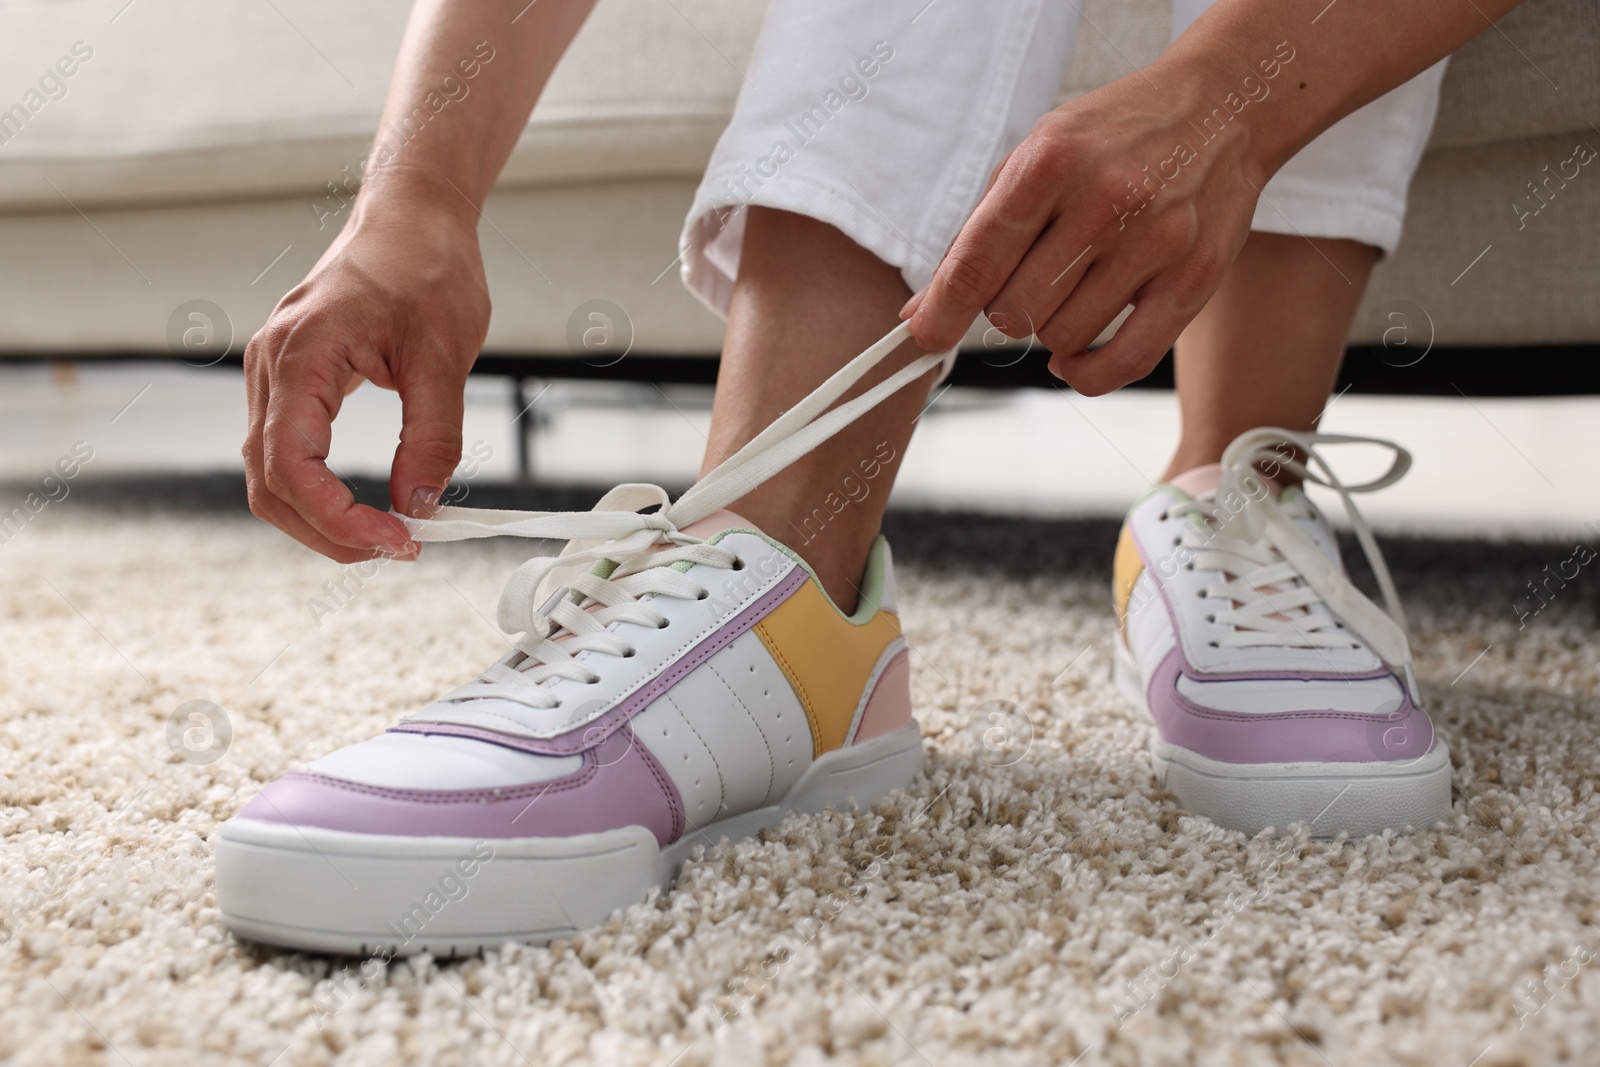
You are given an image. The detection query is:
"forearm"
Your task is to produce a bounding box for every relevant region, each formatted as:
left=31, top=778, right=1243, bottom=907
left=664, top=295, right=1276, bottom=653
left=360, top=0, right=597, bottom=221
left=1159, top=0, right=1525, bottom=182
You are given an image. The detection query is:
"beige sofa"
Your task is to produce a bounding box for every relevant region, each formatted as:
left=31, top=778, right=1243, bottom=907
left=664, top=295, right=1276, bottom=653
left=0, top=0, right=1594, bottom=359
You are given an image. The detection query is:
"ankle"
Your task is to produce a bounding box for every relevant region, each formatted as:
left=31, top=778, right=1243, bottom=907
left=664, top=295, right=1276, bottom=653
left=777, top=528, right=872, bottom=616
left=1163, top=444, right=1223, bottom=483
left=1164, top=440, right=1309, bottom=491
left=734, top=498, right=873, bottom=615
left=806, top=553, right=869, bottom=616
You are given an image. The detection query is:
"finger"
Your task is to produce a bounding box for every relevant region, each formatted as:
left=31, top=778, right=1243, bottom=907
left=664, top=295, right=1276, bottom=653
left=247, top=468, right=411, bottom=563
left=984, top=216, right=1097, bottom=339
left=242, top=340, right=269, bottom=485
left=906, top=152, right=1057, bottom=351
left=1049, top=279, right=1190, bottom=397
left=898, top=287, right=926, bottom=321
left=1036, top=253, right=1158, bottom=370
left=244, top=347, right=407, bottom=561
left=262, top=358, right=414, bottom=552
left=241, top=336, right=276, bottom=524
left=390, top=359, right=467, bottom=519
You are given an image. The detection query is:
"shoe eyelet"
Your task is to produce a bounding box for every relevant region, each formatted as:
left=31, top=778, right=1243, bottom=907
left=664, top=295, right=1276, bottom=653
left=1184, top=562, right=1194, bottom=571
left=623, top=648, right=638, bottom=658
left=1207, top=640, right=1219, bottom=648
left=1205, top=615, right=1215, bottom=623
left=696, top=589, right=709, bottom=600
left=657, top=620, right=670, bottom=629
left=731, top=557, right=746, bottom=571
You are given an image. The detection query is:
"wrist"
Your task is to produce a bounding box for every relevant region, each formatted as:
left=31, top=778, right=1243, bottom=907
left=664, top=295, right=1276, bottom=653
left=353, top=162, right=484, bottom=234
left=1151, top=28, right=1312, bottom=188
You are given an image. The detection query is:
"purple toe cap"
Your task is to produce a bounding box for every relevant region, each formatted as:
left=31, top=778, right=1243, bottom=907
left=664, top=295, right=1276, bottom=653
left=234, top=727, right=685, bottom=845
left=1147, top=649, right=1438, bottom=765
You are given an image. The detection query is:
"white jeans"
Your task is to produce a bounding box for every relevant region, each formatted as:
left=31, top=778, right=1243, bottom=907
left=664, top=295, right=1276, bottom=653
left=680, top=0, right=1447, bottom=320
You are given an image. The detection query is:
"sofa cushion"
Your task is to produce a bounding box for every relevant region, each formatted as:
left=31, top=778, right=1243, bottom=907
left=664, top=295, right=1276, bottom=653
left=1056, top=0, right=1598, bottom=151
left=1428, top=0, right=1600, bottom=149
left=0, top=0, right=753, bottom=212
left=0, top=0, right=1592, bottom=213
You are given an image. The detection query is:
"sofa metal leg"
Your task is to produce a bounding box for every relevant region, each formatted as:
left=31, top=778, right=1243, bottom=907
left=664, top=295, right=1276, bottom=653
left=510, top=376, right=541, bottom=483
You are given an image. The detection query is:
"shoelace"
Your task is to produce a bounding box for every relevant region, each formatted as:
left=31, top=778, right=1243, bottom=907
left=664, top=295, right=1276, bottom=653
left=1165, top=427, right=1420, bottom=702
left=397, top=322, right=943, bottom=712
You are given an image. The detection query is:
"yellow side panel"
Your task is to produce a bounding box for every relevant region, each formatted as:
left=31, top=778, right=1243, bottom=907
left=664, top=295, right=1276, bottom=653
left=1112, top=524, right=1145, bottom=635
left=754, top=583, right=902, bottom=757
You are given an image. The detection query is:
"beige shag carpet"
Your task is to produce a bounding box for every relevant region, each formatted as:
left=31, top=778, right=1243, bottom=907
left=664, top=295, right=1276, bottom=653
left=3, top=477, right=1599, bottom=1067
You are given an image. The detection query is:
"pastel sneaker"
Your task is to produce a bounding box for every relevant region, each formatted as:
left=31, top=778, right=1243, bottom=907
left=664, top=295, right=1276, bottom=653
left=216, top=325, right=944, bottom=956
left=1112, top=428, right=1452, bottom=838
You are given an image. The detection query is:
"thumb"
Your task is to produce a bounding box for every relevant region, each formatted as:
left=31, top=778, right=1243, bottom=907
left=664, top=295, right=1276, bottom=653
left=391, top=369, right=466, bottom=520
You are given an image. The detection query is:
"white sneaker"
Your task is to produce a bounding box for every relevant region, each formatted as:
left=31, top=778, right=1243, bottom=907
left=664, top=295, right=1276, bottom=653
left=216, top=325, right=942, bottom=955
left=1112, top=428, right=1453, bottom=837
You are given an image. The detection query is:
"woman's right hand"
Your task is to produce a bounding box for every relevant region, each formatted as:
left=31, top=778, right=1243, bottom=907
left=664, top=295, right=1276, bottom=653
left=242, top=173, right=491, bottom=563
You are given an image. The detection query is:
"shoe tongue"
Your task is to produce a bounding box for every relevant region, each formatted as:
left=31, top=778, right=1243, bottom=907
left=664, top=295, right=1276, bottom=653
left=647, top=508, right=762, bottom=575
left=1167, top=463, right=1225, bottom=498
left=670, top=508, right=762, bottom=543
left=1167, top=462, right=1305, bottom=536
left=1166, top=462, right=1283, bottom=500
left=633, top=508, right=762, bottom=562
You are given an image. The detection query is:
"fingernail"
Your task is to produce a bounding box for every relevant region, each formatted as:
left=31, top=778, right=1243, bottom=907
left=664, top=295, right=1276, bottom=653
left=899, top=287, right=927, bottom=320
left=375, top=538, right=419, bottom=562
left=408, top=487, right=442, bottom=519
left=379, top=518, right=417, bottom=551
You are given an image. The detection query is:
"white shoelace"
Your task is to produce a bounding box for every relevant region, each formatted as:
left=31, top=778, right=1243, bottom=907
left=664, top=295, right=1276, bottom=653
left=1166, top=427, right=1420, bottom=701
left=397, top=322, right=942, bottom=712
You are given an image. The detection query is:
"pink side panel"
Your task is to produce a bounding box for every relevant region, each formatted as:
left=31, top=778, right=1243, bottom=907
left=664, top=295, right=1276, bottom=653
left=852, top=651, right=912, bottom=743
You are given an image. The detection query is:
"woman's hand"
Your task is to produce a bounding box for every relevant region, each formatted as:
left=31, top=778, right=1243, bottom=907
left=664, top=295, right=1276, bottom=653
left=242, top=175, right=490, bottom=562
left=902, top=61, right=1264, bottom=395
left=903, top=0, right=1529, bottom=393
left=239, top=0, right=598, bottom=561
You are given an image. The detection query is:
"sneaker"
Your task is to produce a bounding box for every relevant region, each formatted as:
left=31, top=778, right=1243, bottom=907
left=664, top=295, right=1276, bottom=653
left=216, top=326, right=942, bottom=955
left=1112, top=428, right=1452, bottom=837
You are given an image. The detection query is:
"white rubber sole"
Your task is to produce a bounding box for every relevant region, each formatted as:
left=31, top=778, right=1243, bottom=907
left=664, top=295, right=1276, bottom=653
left=216, top=722, right=924, bottom=957
left=1113, top=640, right=1452, bottom=838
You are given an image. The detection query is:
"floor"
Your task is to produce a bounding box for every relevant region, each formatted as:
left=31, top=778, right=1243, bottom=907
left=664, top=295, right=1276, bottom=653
left=3, top=361, right=1600, bottom=538
left=1, top=493, right=1597, bottom=1066
left=3, top=364, right=1600, bottom=1065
